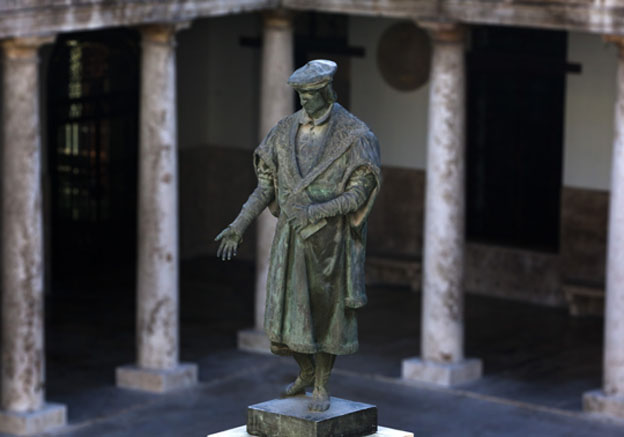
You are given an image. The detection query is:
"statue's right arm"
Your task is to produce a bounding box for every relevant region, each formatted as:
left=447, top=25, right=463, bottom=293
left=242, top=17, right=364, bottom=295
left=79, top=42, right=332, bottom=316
left=215, top=159, right=275, bottom=261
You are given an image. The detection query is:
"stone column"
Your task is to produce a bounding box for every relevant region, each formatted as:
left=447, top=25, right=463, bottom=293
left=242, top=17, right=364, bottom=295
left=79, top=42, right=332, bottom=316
left=238, top=9, right=294, bottom=353
left=0, top=36, right=67, bottom=436
left=116, top=23, right=197, bottom=393
left=401, top=23, right=482, bottom=386
left=584, top=35, right=624, bottom=418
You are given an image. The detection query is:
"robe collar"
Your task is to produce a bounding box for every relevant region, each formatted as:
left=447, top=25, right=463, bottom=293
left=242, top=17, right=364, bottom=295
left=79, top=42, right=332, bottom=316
left=287, top=104, right=368, bottom=195
left=298, top=103, right=333, bottom=127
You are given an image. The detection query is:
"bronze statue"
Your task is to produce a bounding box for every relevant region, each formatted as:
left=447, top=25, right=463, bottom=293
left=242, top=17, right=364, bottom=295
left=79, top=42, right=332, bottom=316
left=216, top=60, right=381, bottom=412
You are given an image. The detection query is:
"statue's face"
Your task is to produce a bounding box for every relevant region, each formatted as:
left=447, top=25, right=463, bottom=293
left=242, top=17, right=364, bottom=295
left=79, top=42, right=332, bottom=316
left=297, top=88, right=328, bottom=118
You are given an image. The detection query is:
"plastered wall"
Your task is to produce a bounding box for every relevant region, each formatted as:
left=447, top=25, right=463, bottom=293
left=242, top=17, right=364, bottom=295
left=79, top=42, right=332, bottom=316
left=349, top=16, right=430, bottom=170
left=177, top=13, right=261, bottom=151
left=564, top=32, right=617, bottom=191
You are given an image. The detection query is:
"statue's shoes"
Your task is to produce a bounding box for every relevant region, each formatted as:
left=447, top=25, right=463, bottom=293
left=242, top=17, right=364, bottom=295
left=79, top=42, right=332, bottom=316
left=280, top=376, right=313, bottom=397
left=308, top=387, right=330, bottom=412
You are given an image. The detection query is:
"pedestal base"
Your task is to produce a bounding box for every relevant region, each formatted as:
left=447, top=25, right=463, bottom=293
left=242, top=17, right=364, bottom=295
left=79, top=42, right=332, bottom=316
left=247, top=394, right=377, bottom=437
left=208, top=425, right=413, bottom=437
left=402, top=357, right=482, bottom=386
left=0, top=403, right=66, bottom=436
left=583, top=389, right=624, bottom=418
left=116, top=363, right=198, bottom=393
left=237, top=329, right=271, bottom=354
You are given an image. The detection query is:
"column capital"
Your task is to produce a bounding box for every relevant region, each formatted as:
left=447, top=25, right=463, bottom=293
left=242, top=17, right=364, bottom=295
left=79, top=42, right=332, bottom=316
left=139, top=21, right=191, bottom=45
left=604, top=34, right=624, bottom=57
left=262, top=8, right=294, bottom=30
left=418, top=21, right=466, bottom=43
left=2, top=35, right=55, bottom=60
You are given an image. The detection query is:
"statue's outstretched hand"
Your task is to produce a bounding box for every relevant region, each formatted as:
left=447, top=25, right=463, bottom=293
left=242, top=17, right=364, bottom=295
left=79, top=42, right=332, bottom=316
left=215, top=227, right=242, bottom=261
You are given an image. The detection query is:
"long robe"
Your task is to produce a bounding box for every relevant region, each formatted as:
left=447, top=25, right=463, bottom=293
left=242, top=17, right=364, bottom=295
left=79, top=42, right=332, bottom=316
left=255, top=103, right=381, bottom=355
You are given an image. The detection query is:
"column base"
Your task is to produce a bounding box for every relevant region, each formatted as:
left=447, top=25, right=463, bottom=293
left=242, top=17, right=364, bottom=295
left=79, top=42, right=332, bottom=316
left=583, top=389, right=624, bottom=418
left=208, top=425, right=413, bottom=437
left=116, top=363, right=198, bottom=393
left=237, top=328, right=271, bottom=354
left=402, top=357, right=482, bottom=386
left=0, top=403, right=66, bottom=436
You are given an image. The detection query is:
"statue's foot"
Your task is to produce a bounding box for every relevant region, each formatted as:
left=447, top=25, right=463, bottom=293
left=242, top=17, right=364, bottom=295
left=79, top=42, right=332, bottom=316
left=308, top=387, right=330, bottom=412
left=281, top=375, right=312, bottom=397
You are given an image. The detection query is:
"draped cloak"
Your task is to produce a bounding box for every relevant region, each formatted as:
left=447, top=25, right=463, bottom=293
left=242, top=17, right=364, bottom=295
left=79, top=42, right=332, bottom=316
left=254, top=103, right=381, bottom=355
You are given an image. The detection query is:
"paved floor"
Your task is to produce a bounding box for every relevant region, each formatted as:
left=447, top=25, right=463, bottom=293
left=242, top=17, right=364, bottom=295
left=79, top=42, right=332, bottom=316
left=5, top=257, right=620, bottom=436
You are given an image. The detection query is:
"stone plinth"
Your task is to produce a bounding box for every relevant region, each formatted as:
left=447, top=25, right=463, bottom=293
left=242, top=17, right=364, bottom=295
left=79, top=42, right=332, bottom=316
left=116, top=363, right=197, bottom=393
left=247, top=395, right=376, bottom=437
left=0, top=403, right=66, bottom=436
left=237, top=328, right=271, bottom=354
left=584, top=390, right=624, bottom=419
left=402, top=357, right=482, bottom=386
left=208, top=425, right=413, bottom=437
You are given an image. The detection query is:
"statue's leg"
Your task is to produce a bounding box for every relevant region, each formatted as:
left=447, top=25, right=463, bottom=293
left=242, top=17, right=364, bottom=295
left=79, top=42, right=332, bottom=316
left=281, top=352, right=315, bottom=397
left=309, top=352, right=336, bottom=412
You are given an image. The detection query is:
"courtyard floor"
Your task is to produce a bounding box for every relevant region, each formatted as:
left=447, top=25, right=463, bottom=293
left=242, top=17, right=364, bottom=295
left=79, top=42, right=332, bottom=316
left=4, top=257, right=622, bottom=437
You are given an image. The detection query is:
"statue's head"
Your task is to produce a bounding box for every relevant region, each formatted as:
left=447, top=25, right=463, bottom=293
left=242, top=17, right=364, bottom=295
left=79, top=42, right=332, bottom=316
left=288, top=59, right=337, bottom=118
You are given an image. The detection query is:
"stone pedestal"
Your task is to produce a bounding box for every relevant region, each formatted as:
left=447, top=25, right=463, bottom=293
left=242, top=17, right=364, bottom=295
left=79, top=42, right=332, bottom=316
left=584, top=390, right=624, bottom=419
left=237, top=329, right=272, bottom=354
left=402, top=357, right=482, bottom=387
left=247, top=395, right=376, bottom=437
left=0, top=403, right=66, bottom=436
left=208, top=425, right=413, bottom=437
left=116, top=363, right=197, bottom=393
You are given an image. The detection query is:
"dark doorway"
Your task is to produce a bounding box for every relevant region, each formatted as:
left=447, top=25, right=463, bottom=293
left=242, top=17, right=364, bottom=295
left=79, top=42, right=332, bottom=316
left=466, top=26, right=570, bottom=252
left=47, top=29, right=140, bottom=288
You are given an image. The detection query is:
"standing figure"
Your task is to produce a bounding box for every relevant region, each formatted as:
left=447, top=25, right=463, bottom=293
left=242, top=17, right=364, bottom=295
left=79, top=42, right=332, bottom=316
left=216, top=60, right=381, bottom=412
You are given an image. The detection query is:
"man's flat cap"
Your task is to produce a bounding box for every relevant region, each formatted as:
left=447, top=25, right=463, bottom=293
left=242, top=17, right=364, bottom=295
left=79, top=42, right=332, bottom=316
left=288, top=59, right=337, bottom=90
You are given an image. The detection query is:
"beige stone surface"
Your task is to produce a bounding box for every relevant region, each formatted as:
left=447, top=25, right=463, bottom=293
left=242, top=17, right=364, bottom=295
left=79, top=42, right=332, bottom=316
left=136, top=24, right=182, bottom=371
left=421, top=24, right=467, bottom=365
left=402, top=357, right=482, bottom=387
left=0, top=403, right=66, bottom=436
left=584, top=390, right=624, bottom=419
left=116, top=363, right=198, bottom=394
left=237, top=329, right=272, bottom=354
left=208, top=425, right=413, bottom=437
left=1, top=36, right=54, bottom=415
left=603, top=40, right=624, bottom=396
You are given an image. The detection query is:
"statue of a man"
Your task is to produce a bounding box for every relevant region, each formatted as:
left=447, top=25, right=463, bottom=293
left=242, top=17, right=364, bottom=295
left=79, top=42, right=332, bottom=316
left=216, top=60, right=381, bottom=412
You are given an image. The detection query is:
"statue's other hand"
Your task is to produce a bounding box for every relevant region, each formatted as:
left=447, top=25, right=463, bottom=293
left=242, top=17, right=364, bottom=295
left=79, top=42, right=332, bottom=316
left=215, top=227, right=242, bottom=261
left=287, top=204, right=310, bottom=232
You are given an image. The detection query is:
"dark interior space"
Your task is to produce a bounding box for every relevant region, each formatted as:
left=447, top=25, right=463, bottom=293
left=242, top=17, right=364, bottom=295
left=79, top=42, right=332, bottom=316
left=47, top=28, right=140, bottom=290
left=466, top=26, right=573, bottom=252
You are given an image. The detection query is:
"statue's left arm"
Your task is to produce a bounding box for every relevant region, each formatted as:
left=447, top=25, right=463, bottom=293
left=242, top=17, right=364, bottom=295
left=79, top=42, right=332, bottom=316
left=307, top=168, right=377, bottom=224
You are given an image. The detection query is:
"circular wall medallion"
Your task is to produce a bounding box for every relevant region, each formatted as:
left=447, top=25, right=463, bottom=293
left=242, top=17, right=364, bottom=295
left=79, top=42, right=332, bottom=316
left=377, top=22, right=431, bottom=91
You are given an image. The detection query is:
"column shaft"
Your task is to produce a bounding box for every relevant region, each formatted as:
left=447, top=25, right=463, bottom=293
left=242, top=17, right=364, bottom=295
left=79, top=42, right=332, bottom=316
left=604, top=42, right=624, bottom=395
left=255, top=10, right=294, bottom=332
left=1, top=38, right=46, bottom=413
left=583, top=35, right=624, bottom=419
left=0, top=36, right=66, bottom=437
left=402, top=23, right=481, bottom=386
left=421, top=26, right=466, bottom=363
left=136, top=25, right=180, bottom=370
